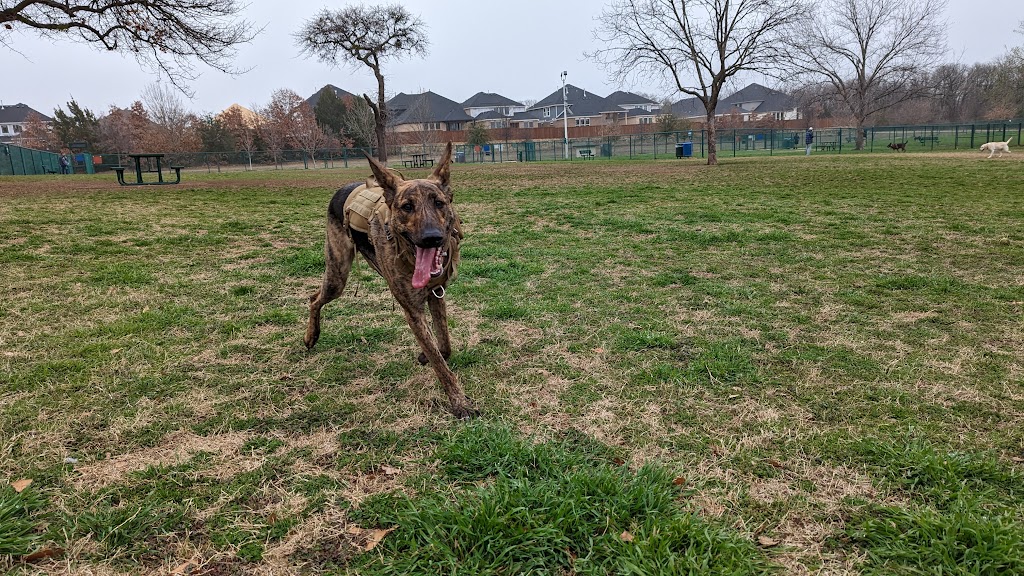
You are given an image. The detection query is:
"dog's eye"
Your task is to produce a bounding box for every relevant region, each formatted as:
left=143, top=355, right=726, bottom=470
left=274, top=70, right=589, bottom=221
left=401, top=202, right=414, bottom=213
left=434, top=199, right=445, bottom=209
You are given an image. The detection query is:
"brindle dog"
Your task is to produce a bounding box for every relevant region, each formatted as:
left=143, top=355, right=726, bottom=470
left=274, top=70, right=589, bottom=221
left=304, top=142, right=477, bottom=418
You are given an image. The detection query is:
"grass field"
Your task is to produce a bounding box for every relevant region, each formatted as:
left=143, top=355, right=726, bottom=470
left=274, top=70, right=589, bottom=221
left=2, top=152, right=1023, bottom=575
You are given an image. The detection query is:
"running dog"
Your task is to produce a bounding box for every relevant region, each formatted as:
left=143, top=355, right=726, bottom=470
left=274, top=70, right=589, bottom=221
left=980, top=137, right=1013, bottom=158
left=304, top=142, right=476, bottom=418
left=887, top=142, right=907, bottom=152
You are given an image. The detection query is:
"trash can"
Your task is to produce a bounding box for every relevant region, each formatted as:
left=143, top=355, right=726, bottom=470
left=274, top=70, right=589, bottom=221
left=455, top=151, right=466, bottom=163
left=676, top=142, right=693, bottom=158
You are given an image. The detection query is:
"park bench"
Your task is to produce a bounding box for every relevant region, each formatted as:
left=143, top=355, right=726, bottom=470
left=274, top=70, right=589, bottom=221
left=816, top=141, right=838, bottom=151
left=914, top=136, right=939, bottom=144
left=579, top=149, right=595, bottom=159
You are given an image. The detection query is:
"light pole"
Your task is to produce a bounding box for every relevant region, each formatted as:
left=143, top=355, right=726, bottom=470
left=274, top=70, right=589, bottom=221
left=561, top=70, right=569, bottom=160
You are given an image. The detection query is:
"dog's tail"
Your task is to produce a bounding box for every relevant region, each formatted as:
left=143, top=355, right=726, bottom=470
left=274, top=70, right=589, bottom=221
left=1008, top=136, right=1015, bottom=144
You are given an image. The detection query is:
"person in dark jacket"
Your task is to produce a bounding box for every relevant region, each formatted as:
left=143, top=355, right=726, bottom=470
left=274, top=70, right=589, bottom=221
left=805, top=127, right=814, bottom=156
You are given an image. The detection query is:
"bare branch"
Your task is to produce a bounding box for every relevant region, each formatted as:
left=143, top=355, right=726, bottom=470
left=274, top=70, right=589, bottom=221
left=590, top=0, right=807, bottom=165
left=785, top=0, right=948, bottom=148
left=0, top=0, right=261, bottom=97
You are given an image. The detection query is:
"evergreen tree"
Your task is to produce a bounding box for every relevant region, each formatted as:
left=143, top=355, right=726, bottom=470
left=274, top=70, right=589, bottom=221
left=314, top=89, right=348, bottom=139
left=51, top=100, right=99, bottom=149
left=466, top=123, right=490, bottom=147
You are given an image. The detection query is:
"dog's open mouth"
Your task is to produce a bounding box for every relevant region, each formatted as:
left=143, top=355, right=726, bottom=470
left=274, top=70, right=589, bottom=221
left=412, top=246, right=445, bottom=289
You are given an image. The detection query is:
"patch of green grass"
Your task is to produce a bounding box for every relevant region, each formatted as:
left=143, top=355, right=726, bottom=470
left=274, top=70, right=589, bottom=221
left=0, top=486, right=46, bottom=557
left=845, top=501, right=1024, bottom=575
left=350, top=423, right=771, bottom=575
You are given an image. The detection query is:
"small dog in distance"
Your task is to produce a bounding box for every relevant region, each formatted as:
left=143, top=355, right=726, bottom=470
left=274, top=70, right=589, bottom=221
left=887, top=142, right=907, bottom=152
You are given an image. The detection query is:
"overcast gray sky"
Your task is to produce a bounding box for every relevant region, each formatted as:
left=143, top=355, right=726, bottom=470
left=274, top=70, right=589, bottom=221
left=2, top=0, right=1022, bottom=116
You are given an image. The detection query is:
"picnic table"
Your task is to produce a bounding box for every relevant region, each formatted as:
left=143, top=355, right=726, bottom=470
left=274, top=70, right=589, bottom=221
left=914, top=135, right=939, bottom=144
left=816, top=141, right=838, bottom=151
left=402, top=153, right=435, bottom=169
left=112, top=153, right=183, bottom=186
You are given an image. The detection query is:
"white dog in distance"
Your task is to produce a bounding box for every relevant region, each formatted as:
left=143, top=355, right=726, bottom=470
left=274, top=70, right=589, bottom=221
left=980, top=136, right=1013, bottom=158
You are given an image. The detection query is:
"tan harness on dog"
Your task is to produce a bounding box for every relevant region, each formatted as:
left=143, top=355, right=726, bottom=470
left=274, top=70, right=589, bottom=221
left=344, top=177, right=390, bottom=237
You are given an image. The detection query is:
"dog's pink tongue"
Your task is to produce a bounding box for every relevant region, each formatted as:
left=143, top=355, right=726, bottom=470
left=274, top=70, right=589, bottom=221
left=412, top=246, right=437, bottom=289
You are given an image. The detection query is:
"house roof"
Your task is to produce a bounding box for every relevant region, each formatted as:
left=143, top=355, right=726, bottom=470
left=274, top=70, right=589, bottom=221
left=717, top=83, right=797, bottom=114
left=391, top=91, right=474, bottom=125
left=0, top=103, right=53, bottom=123
left=671, top=97, right=707, bottom=118
left=531, top=84, right=618, bottom=117
left=472, top=110, right=508, bottom=121
left=306, top=84, right=357, bottom=109
left=217, top=104, right=260, bottom=126
left=462, top=92, right=523, bottom=108
left=510, top=109, right=546, bottom=122
left=605, top=90, right=658, bottom=108
left=386, top=92, right=419, bottom=116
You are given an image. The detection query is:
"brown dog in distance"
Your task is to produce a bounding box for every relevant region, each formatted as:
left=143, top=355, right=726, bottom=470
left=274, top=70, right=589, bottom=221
left=304, top=142, right=476, bottom=418
left=887, top=141, right=907, bottom=152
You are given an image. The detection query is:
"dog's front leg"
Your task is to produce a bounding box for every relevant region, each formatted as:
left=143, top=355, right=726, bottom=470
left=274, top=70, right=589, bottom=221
left=417, top=294, right=452, bottom=365
left=400, top=306, right=477, bottom=418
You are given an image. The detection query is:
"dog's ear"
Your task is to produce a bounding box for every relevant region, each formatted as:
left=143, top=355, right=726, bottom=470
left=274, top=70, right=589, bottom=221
left=363, top=150, right=404, bottom=206
left=428, top=142, right=453, bottom=199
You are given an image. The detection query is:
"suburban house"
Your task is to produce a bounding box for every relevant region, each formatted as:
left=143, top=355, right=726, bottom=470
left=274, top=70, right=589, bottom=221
left=529, top=84, right=623, bottom=127
left=669, top=83, right=800, bottom=123
left=605, top=91, right=658, bottom=112
left=507, top=109, right=545, bottom=129
left=388, top=91, right=473, bottom=133
left=0, top=103, right=52, bottom=143
left=462, top=92, right=526, bottom=119
left=472, top=109, right=512, bottom=129
left=604, top=91, right=661, bottom=126
left=306, top=84, right=357, bottom=109
left=717, top=83, right=800, bottom=122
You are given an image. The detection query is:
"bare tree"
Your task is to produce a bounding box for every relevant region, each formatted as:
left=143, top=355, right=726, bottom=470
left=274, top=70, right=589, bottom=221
left=295, top=3, right=428, bottom=162
left=220, top=105, right=259, bottom=169
left=591, top=0, right=805, bottom=165
left=343, top=96, right=377, bottom=150
left=141, top=82, right=196, bottom=151
left=16, top=112, right=57, bottom=151
left=787, top=0, right=948, bottom=149
left=291, top=102, right=329, bottom=167
left=256, top=89, right=301, bottom=169
left=96, top=103, right=151, bottom=161
left=1, top=1, right=259, bottom=95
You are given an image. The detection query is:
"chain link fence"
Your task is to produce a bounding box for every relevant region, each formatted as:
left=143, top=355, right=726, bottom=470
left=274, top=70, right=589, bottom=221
left=12, top=121, right=1016, bottom=176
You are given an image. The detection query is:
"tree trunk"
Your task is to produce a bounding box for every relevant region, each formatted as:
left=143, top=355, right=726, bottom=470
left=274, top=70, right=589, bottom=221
left=706, top=113, right=718, bottom=166
left=373, top=69, right=388, bottom=162
left=855, top=119, right=866, bottom=150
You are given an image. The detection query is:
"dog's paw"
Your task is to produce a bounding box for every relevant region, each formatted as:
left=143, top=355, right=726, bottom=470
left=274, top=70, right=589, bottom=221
left=450, top=398, right=480, bottom=419
left=417, top=352, right=429, bottom=365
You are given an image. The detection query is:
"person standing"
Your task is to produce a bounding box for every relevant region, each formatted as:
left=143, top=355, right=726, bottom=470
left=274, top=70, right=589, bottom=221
left=805, top=127, right=814, bottom=156
left=59, top=153, right=70, bottom=174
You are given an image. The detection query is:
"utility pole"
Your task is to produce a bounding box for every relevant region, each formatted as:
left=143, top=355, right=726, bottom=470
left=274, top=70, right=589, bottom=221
left=561, top=70, right=569, bottom=160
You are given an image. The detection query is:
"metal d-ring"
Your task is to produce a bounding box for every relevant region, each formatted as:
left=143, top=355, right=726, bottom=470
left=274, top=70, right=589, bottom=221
left=431, top=285, right=445, bottom=299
